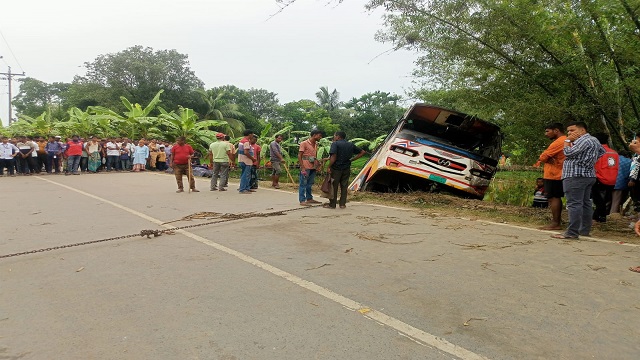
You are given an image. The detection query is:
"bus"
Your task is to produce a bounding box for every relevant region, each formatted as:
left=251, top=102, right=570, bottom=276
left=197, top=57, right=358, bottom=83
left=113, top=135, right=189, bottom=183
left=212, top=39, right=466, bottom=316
left=349, top=104, right=503, bottom=199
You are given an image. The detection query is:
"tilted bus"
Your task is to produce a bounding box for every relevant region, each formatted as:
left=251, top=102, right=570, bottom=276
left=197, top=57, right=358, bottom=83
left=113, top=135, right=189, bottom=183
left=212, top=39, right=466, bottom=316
left=349, top=104, right=502, bottom=199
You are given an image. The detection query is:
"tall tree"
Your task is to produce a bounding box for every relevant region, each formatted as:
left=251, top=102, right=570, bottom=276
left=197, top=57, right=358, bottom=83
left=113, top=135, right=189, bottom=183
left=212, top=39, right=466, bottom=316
left=315, top=86, right=341, bottom=111
left=13, top=77, right=70, bottom=119
left=77, top=46, right=204, bottom=112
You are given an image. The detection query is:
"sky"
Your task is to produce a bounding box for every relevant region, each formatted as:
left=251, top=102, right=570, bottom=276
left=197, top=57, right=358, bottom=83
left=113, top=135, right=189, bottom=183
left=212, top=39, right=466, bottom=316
left=0, top=0, right=418, bottom=126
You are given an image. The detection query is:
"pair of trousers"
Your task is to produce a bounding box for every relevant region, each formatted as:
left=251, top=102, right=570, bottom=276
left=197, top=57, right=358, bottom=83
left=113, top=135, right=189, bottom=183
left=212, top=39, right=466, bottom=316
left=0, top=158, right=15, bottom=175
left=250, top=165, right=259, bottom=189
left=80, top=157, right=88, bottom=172
left=239, top=163, right=252, bottom=191
left=18, top=155, right=35, bottom=174
left=329, top=168, right=350, bottom=207
left=298, top=169, right=316, bottom=202
left=37, top=153, right=47, bottom=172
left=67, top=155, right=81, bottom=174
left=591, top=181, right=613, bottom=222
left=173, top=163, right=195, bottom=190
left=210, top=162, right=229, bottom=189
left=120, top=159, right=131, bottom=171
left=106, top=156, right=119, bottom=171
left=46, top=153, right=60, bottom=173
left=563, top=177, right=596, bottom=237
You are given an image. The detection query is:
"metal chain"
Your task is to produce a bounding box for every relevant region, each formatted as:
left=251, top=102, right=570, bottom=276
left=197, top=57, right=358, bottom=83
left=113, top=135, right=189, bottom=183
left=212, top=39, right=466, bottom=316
left=0, top=205, right=318, bottom=259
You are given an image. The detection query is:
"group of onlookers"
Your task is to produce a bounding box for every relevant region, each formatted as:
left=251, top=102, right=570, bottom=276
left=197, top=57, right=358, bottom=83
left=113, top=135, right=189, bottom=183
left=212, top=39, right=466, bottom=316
left=0, top=135, right=173, bottom=176
left=534, top=122, right=640, bottom=240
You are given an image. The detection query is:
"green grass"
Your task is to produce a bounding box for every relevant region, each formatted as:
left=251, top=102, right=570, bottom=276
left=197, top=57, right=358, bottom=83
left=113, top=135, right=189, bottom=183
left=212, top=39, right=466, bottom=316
left=484, top=169, right=544, bottom=206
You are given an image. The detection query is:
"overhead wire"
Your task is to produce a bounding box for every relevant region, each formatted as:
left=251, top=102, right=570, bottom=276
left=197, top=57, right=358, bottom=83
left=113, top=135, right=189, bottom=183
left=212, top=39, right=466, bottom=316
left=0, top=28, right=25, bottom=73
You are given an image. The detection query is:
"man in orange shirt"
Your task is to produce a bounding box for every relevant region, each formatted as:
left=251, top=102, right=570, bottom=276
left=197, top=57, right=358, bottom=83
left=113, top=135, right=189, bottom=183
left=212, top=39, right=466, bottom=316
left=534, top=123, right=567, bottom=230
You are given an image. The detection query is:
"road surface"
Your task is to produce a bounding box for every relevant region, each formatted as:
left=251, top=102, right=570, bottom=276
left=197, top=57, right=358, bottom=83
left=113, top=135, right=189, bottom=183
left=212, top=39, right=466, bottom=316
left=1, top=172, right=639, bottom=359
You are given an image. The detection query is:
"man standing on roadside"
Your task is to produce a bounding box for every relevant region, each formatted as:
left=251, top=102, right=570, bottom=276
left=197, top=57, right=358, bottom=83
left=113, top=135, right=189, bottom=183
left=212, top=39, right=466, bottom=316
left=250, top=135, right=261, bottom=190
left=36, top=136, right=48, bottom=173
left=298, top=130, right=323, bottom=206
left=270, top=134, right=284, bottom=189
left=0, top=136, right=19, bottom=177
left=534, top=123, right=567, bottom=230
left=552, top=122, right=605, bottom=239
left=66, top=135, right=84, bottom=175
left=324, top=131, right=365, bottom=209
left=208, top=133, right=233, bottom=191
left=237, top=131, right=255, bottom=194
left=45, top=136, right=63, bottom=174
left=170, top=136, right=199, bottom=193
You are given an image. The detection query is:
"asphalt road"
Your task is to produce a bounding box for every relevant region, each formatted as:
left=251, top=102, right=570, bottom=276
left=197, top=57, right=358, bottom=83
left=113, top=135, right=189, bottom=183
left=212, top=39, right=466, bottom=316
left=1, top=172, right=639, bottom=360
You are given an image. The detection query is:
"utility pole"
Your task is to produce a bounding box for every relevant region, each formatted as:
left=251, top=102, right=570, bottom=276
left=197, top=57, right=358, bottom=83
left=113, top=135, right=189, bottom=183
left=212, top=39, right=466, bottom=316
left=0, top=66, right=26, bottom=125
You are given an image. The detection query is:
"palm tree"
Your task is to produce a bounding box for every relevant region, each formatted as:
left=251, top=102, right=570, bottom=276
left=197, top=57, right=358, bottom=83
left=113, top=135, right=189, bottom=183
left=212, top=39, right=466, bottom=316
left=196, top=89, right=245, bottom=137
left=157, top=106, right=226, bottom=154
left=315, top=86, right=341, bottom=111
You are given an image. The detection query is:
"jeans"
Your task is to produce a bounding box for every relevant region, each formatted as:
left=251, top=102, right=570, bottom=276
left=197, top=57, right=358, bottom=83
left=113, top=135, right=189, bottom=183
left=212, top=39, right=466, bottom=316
left=67, top=155, right=81, bottom=174
left=120, top=158, right=131, bottom=171
left=106, top=156, right=119, bottom=171
left=46, top=153, right=60, bottom=173
left=37, top=153, right=47, bottom=173
left=563, top=177, right=596, bottom=237
left=210, top=162, right=229, bottom=189
left=80, top=157, right=88, bottom=172
left=239, top=163, right=252, bottom=192
left=298, top=169, right=316, bottom=203
left=0, top=158, right=15, bottom=175
left=329, top=168, right=350, bottom=207
left=250, top=165, right=259, bottom=189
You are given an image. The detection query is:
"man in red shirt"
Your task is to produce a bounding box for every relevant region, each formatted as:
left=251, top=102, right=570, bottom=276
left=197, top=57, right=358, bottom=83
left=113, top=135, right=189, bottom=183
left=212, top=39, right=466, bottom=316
left=170, top=136, right=199, bottom=193
left=592, top=133, right=619, bottom=222
left=66, top=135, right=84, bottom=175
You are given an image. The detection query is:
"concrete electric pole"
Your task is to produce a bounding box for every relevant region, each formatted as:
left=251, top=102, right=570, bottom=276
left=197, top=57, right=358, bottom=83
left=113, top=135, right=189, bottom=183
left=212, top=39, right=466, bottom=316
left=0, top=65, right=26, bottom=125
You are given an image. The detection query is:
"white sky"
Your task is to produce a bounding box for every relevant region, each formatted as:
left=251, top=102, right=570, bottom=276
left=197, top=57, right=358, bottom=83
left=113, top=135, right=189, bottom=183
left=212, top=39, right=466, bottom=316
left=0, top=0, right=418, bottom=126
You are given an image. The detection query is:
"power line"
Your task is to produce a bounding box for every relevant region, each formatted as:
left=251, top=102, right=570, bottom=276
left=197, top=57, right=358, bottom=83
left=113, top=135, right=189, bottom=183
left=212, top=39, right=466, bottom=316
left=0, top=29, right=25, bottom=73
left=0, top=66, right=25, bottom=125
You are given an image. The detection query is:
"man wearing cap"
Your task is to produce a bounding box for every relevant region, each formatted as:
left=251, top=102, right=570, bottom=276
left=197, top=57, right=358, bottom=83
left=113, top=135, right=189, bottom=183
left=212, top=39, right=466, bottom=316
left=208, top=133, right=233, bottom=191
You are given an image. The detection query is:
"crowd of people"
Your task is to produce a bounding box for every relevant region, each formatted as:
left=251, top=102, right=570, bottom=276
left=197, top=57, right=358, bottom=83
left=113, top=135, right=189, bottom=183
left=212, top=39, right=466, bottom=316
left=0, top=135, right=175, bottom=176
left=0, top=129, right=365, bottom=208
left=533, top=121, right=640, bottom=273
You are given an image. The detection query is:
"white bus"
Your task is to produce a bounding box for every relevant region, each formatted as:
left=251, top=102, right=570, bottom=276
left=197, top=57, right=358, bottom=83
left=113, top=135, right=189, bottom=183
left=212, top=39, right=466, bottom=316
left=349, top=104, right=503, bottom=199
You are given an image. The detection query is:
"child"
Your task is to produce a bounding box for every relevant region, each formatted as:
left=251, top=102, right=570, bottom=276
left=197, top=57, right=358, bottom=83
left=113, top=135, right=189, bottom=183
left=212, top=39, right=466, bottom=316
left=157, top=145, right=167, bottom=171
left=532, top=177, right=548, bottom=208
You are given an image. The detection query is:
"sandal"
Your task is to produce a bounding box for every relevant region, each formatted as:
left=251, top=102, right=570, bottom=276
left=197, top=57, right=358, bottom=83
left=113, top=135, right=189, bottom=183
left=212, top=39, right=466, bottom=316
left=629, top=266, right=640, bottom=273
left=551, top=234, right=578, bottom=239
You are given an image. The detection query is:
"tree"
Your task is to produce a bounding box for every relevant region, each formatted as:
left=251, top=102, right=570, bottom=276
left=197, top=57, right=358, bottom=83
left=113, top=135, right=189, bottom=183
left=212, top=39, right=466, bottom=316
left=315, top=86, right=341, bottom=111
left=275, top=100, right=337, bottom=132
left=196, top=89, right=246, bottom=137
left=13, top=77, right=70, bottom=119
left=342, top=91, right=405, bottom=139
left=90, top=90, right=164, bottom=140
left=157, top=107, right=226, bottom=154
left=77, top=46, right=204, bottom=112
left=366, top=0, right=640, bottom=156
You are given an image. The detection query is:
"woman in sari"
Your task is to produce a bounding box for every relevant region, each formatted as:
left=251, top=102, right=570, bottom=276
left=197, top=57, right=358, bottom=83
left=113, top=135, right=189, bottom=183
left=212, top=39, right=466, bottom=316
left=85, top=137, right=101, bottom=173
left=132, top=139, right=149, bottom=172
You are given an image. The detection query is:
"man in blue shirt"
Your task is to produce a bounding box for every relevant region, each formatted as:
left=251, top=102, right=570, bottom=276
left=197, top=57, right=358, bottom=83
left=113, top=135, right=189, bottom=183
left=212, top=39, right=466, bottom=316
left=552, top=121, right=605, bottom=239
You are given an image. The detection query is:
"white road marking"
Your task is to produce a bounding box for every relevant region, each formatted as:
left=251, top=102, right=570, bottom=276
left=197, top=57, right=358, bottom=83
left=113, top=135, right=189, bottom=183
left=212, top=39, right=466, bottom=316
left=36, top=176, right=490, bottom=360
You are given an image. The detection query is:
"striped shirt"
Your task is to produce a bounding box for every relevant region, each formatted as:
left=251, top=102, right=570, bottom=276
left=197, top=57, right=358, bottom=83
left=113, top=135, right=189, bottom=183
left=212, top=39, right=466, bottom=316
left=561, top=134, right=605, bottom=179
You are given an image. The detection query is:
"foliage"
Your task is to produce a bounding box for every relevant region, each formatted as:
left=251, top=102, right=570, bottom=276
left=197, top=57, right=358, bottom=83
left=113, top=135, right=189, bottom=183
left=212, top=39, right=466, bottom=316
left=196, top=89, right=245, bottom=137
left=341, top=91, right=405, bottom=139
left=367, top=0, right=640, bottom=160
left=13, top=77, right=69, bottom=119
left=91, top=90, right=164, bottom=140
left=77, top=45, right=204, bottom=112
left=315, top=86, right=342, bottom=111
left=157, top=106, right=226, bottom=154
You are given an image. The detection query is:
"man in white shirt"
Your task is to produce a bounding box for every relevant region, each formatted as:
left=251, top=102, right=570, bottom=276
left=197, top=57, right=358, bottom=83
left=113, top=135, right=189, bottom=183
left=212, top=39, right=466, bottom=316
left=105, top=138, right=120, bottom=172
left=0, top=136, right=20, bottom=176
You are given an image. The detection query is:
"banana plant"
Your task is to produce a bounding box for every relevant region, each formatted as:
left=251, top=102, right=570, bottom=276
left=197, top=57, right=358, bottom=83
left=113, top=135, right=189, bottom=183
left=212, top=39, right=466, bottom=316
left=157, top=106, right=226, bottom=154
left=91, top=90, right=163, bottom=139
